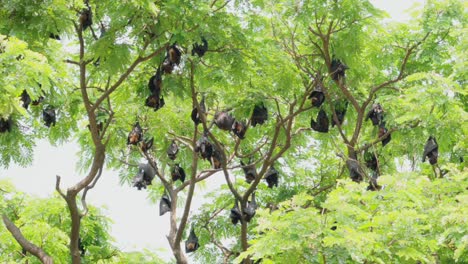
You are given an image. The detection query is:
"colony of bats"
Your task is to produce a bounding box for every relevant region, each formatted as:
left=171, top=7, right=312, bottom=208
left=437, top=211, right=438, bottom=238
left=0, top=5, right=450, bottom=255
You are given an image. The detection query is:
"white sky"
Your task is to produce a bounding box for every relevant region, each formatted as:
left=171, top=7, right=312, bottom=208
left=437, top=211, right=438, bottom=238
left=0, top=0, right=423, bottom=261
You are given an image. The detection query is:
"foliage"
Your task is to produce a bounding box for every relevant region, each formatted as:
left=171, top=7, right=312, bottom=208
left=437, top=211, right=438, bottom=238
left=0, top=180, right=119, bottom=263
left=0, top=0, right=466, bottom=263
left=238, top=170, right=468, bottom=263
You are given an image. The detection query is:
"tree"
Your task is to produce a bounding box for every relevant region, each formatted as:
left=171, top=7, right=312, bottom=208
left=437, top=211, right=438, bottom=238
left=0, top=0, right=466, bottom=263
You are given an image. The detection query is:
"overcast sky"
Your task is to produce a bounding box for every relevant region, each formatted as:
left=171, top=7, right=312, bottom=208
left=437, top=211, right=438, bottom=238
left=0, top=0, right=423, bottom=261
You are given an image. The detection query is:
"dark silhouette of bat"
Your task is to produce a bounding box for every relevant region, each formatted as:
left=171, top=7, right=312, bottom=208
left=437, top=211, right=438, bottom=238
left=423, top=136, right=438, bottom=165
left=251, top=104, right=268, bottom=127
left=264, top=166, right=279, bottom=188
left=311, top=109, right=329, bottom=133
left=185, top=227, right=200, bottom=253
left=132, top=163, right=156, bottom=190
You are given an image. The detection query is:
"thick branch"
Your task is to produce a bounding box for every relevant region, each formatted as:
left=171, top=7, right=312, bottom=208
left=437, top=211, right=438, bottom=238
left=2, top=215, right=53, bottom=264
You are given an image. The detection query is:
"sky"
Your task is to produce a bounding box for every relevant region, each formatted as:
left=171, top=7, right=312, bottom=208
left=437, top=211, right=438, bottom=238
left=0, top=0, right=423, bottom=261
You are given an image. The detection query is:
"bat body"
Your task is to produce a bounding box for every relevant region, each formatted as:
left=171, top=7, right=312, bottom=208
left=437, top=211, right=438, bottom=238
left=251, top=104, right=268, bottom=126
left=43, top=108, right=56, bottom=127
left=311, top=109, right=329, bottom=133
left=423, top=136, right=438, bottom=165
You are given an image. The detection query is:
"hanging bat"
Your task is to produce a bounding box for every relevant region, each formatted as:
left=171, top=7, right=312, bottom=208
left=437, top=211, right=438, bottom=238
left=192, top=37, right=208, bottom=57
left=309, top=87, right=325, bottom=108
left=214, top=111, right=235, bottom=131
left=0, top=117, right=13, bottom=133
left=264, top=166, right=279, bottom=188
left=168, top=45, right=182, bottom=65
left=251, top=104, right=268, bottom=127
left=171, top=164, right=186, bottom=183
left=366, top=171, right=381, bottom=191
left=211, top=146, right=224, bottom=169
left=20, top=90, right=31, bottom=109
left=167, top=140, right=179, bottom=160
left=195, top=133, right=213, bottom=160
left=311, top=109, right=329, bottom=133
left=80, top=6, right=92, bottom=31
left=148, top=67, right=162, bottom=95
left=145, top=94, right=165, bottom=111
left=43, top=108, right=56, bottom=127
left=423, top=136, right=438, bottom=165
left=191, top=95, right=206, bottom=126
left=330, top=59, right=349, bottom=81
left=132, top=163, right=156, bottom=190
left=366, top=103, right=384, bottom=126
left=332, top=100, right=348, bottom=127
left=185, top=227, right=200, bottom=253
left=232, top=120, right=247, bottom=139
left=141, top=137, right=154, bottom=152
left=230, top=200, right=242, bottom=225
left=378, top=122, right=391, bottom=146
left=243, top=192, right=257, bottom=222
left=364, top=151, right=378, bottom=172
left=162, top=58, right=174, bottom=74
left=240, top=160, right=257, bottom=183
left=346, top=154, right=364, bottom=182
left=159, top=194, right=171, bottom=216
left=127, top=122, right=143, bottom=145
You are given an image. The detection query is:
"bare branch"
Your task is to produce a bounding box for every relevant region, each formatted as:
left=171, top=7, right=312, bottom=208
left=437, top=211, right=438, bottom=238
left=55, top=175, right=66, bottom=199
left=80, top=165, right=104, bottom=217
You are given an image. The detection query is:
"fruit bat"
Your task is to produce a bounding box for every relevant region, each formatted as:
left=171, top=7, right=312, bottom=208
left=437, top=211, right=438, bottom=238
left=240, top=160, right=257, bottom=183
left=78, top=237, right=85, bottom=256
left=162, top=59, right=173, bottom=74
left=195, top=133, right=213, bottom=160
left=366, top=103, right=383, bottom=126
left=167, top=140, right=179, bottom=160
left=0, top=117, right=13, bottom=133
left=185, top=227, right=200, bottom=253
left=132, top=163, right=156, bottom=190
left=80, top=6, right=92, bottom=31
left=211, top=146, right=224, bottom=169
left=423, top=136, right=438, bottom=165
left=141, top=137, right=154, bottom=152
left=20, top=90, right=31, bottom=109
left=145, top=94, right=165, bottom=111
left=168, top=45, right=182, bottom=65
left=191, top=96, right=206, bottom=126
left=148, top=67, right=162, bottom=95
left=309, top=87, right=325, bottom=108
left=159, top=194, right=171, bottom=216
left=230, top=200, right=242, bottom=225
left=32, top=95, right=44, bottom=106
left=232, top=120, right=246, bottom=139
left=251, top=104, right=268, bottom=127
left=332, top=100, right=348, bottom=127
left=364, top=151, right=378, bottom=172
left=127, top=122, right=143, bottom=145
left=264, top=166, right=279, bottom=188
left=171, top=164, right=186, bottom=183
left=49, top=33, right=61, bottom=40
left=366, top=171, right=381, bottom=191
left=214, top=111, right=234, bottom=131
left=43, top=108, right=56, bottom=127
left=346, top=153, right=364, bottom=182
left=311, top=109, right=329, bottom=133
left=243, top=192, right=257, bottom=222
left=192, top=37, right=208, bottom=57
left=378, top=122, right=391, bottom=147
left=330, top=59, right=349, bottom=81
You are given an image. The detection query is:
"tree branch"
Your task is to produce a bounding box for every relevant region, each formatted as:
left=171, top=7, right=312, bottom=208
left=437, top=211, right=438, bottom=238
left=2, top=215, right=54, bottom=264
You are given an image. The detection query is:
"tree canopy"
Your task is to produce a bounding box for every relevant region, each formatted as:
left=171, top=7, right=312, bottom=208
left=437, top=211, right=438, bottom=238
left=0, top=0, right=466, bottom=263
